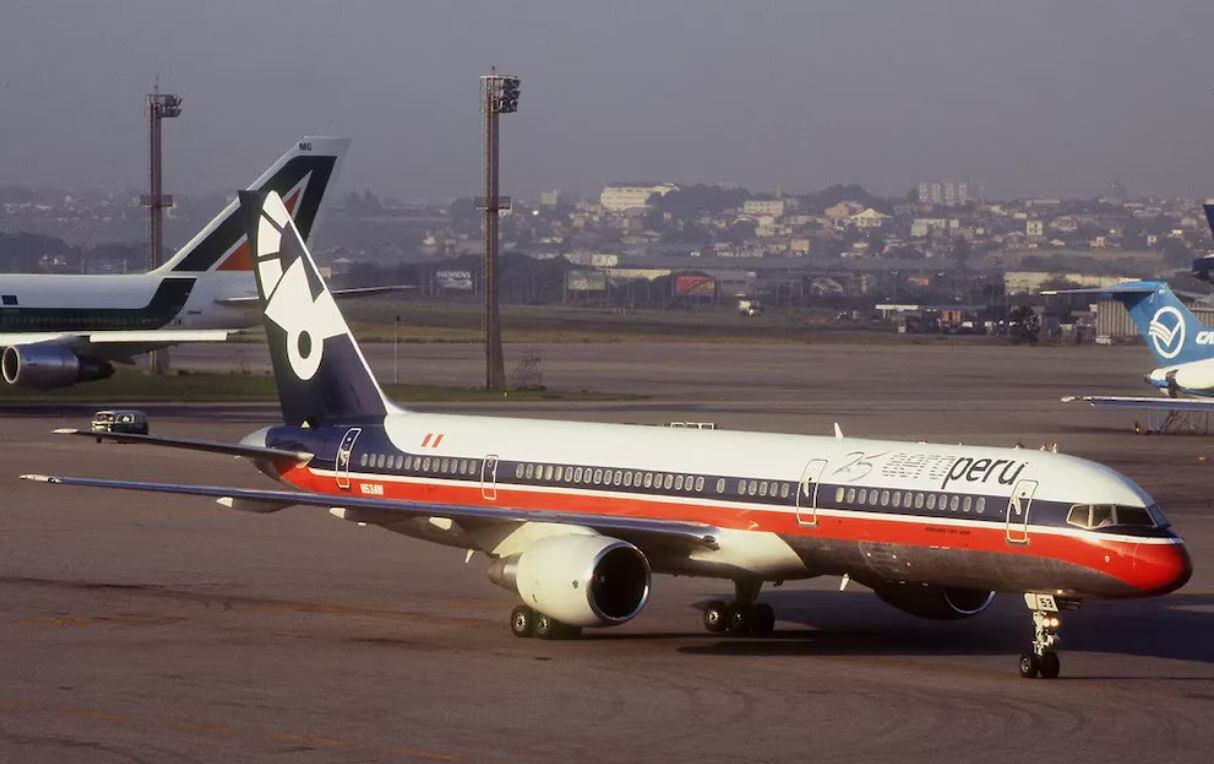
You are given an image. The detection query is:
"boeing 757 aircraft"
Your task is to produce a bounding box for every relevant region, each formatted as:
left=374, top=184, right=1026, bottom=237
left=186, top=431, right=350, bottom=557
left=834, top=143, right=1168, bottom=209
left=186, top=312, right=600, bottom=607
left=0, top=136, right=348, bottom=389
left=25, top=191, right=1192, bottom=679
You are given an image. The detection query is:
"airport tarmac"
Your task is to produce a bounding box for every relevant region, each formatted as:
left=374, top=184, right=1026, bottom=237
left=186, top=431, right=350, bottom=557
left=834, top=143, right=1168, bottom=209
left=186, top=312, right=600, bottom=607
left=3, top=342, right=1214, bottom=762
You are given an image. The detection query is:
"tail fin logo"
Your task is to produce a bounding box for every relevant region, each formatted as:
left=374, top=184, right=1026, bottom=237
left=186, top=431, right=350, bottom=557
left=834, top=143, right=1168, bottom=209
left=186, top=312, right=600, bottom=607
left=1149, top=306, right=1186, bottom=360
left=255, top=193, right=346, bottom=380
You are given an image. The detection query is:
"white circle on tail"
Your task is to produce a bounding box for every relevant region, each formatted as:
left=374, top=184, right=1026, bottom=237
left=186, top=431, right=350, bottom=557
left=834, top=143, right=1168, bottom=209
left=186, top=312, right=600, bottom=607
left=1149, top=306, right=1185, bottom=360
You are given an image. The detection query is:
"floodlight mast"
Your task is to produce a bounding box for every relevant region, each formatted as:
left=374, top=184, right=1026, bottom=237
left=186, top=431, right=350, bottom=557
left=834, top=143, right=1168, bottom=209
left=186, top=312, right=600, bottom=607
left=142, top=83, right=182, bottom=374
left=477, top=71, right=520, bottom=391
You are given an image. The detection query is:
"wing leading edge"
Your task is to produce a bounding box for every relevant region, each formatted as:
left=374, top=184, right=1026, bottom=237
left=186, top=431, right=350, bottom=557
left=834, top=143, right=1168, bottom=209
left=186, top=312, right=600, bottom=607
left=1061, top=395, right=1214, bottom=411
left=20, top=473, right=721, bottom=551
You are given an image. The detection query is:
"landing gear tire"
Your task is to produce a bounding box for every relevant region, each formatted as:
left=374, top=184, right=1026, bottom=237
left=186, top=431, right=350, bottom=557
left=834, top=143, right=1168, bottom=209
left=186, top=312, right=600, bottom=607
left=534, top=612, right=581, bottom=640
left=728, top=605, right=751, bottom=634
left=750, top=603, right=776, bottom=636
left=1018, top=653, right=1040, bottom=679
left=703, top=600, right=731, bottom=633
left=1039, top=651, right=1061, bottom=679
left=510, top=605, right=535, bottom=638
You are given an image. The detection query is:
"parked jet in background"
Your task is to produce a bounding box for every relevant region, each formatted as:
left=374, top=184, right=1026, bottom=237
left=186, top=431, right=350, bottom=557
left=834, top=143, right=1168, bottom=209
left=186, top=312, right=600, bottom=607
left=0, top=136, right=348, bottom=389
left=24, top=191, right=1191, bottom=680
left=1051, top=281, right=1214, bottom=411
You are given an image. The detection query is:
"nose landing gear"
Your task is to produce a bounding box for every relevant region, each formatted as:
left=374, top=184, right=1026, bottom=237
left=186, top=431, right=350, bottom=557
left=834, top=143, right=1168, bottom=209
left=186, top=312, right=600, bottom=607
left=1019, top=593, right=1080, bottom=679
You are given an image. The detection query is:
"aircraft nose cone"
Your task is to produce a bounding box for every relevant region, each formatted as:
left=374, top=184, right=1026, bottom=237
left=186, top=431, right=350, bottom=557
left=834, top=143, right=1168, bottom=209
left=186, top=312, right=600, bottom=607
left=1135, top=536, right=1192, bottom=595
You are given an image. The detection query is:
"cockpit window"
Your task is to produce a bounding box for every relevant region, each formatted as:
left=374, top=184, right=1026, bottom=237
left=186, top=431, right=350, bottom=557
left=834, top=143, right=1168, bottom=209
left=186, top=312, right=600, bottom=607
left=1067, top=504, right=1160, bottom=530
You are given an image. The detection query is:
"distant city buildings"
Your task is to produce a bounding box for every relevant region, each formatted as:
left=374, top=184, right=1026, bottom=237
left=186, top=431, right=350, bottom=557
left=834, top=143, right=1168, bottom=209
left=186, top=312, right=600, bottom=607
left=599, top=183, right=678, bottom=212
left=917, top=180, right=979, bottom=207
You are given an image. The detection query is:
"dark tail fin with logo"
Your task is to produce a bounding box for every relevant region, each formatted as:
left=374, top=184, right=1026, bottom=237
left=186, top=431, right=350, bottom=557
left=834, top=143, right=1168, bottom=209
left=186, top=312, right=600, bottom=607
left=158, top=137, right=349, bottom=274
left=239, top=190, right=392, bottom=427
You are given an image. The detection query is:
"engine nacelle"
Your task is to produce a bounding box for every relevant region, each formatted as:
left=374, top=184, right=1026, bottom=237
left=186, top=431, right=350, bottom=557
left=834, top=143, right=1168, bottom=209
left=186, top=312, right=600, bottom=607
left=487, top=534, right=651, bottom=628
left=1, top=344, right=114, bottom=389
left=1151, top=359, right=1214, bottom=394
left=873, top=582, right=995, bottom=620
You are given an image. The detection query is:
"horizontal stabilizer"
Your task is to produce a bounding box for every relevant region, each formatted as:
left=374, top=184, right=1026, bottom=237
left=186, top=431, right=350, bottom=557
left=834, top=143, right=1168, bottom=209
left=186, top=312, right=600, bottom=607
left=53, top=428, right=311, bottom=463
left=1041, top=281, right=1162, bottom=296
left=21, top=473, right=719, bottom=550
left=1061, top=395, right=1214, bottom=412
left=214, top=284, right=415, bottom=306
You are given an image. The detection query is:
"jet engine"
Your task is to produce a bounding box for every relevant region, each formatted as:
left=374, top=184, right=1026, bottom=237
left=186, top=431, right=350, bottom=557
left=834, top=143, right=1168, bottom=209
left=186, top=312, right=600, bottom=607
left=873, top=581, right=995, bottom=620
left=1, top=343, right=115, bottom=389
left=1150, top=360, right=1214, bottom=396
left=487, top=534, right=651, bottom=628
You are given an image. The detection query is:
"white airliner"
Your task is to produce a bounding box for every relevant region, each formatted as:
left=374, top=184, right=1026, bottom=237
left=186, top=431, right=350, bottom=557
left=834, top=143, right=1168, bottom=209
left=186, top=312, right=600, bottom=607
left=0, top=137, right=348, bottom=389
left=1049, top=281, right=1214, bottom=411
left=25, top=191, right=1192, bottom=680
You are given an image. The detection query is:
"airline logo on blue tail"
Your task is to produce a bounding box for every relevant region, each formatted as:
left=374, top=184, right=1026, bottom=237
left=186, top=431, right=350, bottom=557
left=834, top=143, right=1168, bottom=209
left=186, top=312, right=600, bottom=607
left=1148, top=306, right=1187, bottom=359
left=254, top=192, right=347, bottom=381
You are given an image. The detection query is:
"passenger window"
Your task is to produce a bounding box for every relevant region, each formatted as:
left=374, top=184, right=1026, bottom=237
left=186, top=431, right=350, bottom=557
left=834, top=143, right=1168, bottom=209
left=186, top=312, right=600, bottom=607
left=644, top=473, right=654, bottom=489
left=663, top=474, right=674, bottom=490
left=926, top=493, right=936, bottom=510
left=949, top=495, right=960, bottom=512
left=574, top=467, right=584, bottom=482
left=835, top=486, right=845, bottom=503
left=695, top=476, right=705, bottom=492
left=880, top=490, right=890, bottom=506
left=395, top=455, right=404, bottom=470
left=624, top=471, right=634, bottom=487
left=714, top=478, right=724, bottom=493
left=747, top=481, right=758, bottom=496
left=634, top=471, right=644, bottom=487
left=676, top=475, right=686, bottom=491
left=525, top=464, right=535, bottom=479
left=962, top=496, right=972, bottom=513
left=914, top=493, right=924, bottom=509
left=441, top=458, right=450, bottom=473
left=975, top=497, right=985, bottom=514
left=845, top=487, right=856, bottom=504
left=583, top=469, right=593, bottom=484
left=891, top=492, right=902, bottom=509
left=422, top=457, right=432, bottom=471
left=359, top=453, right=368, bottom=467
left=780, top=483, right=790, bottom=499
left=613, top=470, right=623, bottom=485
left=593, top=469, right=603, bottom=484
left=377, top=454, right=387, bottom=469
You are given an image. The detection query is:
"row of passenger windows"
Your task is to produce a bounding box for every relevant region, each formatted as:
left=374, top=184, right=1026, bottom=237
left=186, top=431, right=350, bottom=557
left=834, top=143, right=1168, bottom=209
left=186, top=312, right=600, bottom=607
left=354, top=451, right=989, bottom=514
left=514, top=462, right=720, bottom=494
left=358, top=451, right=481, bottom=477
left=834, top=485, right=987, bottom=514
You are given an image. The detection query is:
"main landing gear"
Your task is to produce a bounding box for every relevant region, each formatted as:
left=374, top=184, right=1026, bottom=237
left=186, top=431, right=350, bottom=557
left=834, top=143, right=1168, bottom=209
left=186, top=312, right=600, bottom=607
left=1019, top=593, right=1081, bottom=679
left=702, top=578, right=776, bottom=637
left=510, top=605, right=582, bottom=640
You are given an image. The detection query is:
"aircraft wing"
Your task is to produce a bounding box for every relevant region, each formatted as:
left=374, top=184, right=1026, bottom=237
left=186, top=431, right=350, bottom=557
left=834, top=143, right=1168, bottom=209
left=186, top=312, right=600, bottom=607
left=0, top=330, right=242, bottom=360
left=1061, top=395, right=1214, bottom=411
left=52, top=428, right=312, bottom=463
left=20, top=473, right=721, bottom=552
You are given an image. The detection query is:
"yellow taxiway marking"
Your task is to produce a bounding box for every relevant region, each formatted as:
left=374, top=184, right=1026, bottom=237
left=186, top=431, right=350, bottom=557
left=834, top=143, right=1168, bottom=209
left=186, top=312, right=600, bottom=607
left=271, top=732, right=350, bottom=748
left=391, top=746, right=462, bottom=761
left=59, top=708, right=125, bottom=722
left=156, top=717, right=234, bottom=735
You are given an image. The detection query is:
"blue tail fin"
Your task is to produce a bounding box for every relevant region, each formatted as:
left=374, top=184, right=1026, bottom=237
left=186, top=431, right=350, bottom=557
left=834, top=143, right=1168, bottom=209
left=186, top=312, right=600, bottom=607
left=1111, top=281, right=1212, bottom=365
left=239, top=190, right=393, bottom=427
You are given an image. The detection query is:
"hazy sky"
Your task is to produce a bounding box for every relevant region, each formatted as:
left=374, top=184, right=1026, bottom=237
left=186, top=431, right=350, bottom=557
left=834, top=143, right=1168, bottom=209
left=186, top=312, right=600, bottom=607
left=2, top=1, right=1213, bottom=201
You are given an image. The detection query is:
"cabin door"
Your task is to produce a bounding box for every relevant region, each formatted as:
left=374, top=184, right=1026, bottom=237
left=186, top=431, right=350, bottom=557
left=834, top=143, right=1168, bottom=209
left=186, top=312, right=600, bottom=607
left=481, top=455, right=499, bottom=500
left=796, top=458, right=829, bottom=526
left=1005, top=479, right=1037, bottom=544
left=335, top=427, right=362, bottom=490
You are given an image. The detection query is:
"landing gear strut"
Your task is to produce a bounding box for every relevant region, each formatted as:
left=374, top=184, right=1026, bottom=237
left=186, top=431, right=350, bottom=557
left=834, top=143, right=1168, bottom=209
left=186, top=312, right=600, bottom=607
left=1019, top=593, right=1079, bottom=679
left=510, top=605, right=581, bottom=640
left=702, top=578, right=776, bottom=637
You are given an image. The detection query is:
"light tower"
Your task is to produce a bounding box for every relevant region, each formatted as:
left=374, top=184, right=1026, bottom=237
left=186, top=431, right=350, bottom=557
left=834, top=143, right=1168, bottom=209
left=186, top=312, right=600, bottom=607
left=142, top=83, right=183, bottom=374
left=477, top=71, right=520, bottom=391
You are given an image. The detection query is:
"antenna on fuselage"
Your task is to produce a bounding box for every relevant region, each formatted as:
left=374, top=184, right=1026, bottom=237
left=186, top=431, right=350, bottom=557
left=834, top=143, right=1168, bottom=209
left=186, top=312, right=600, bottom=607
left=833, top=422, right=843, bottom=439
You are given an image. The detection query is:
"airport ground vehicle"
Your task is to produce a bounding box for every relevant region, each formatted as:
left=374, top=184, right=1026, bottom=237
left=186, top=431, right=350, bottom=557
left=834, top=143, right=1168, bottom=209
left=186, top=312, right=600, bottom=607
left=90, top=410, right=149, bottom=438
left=26, top=191, right=1192, bottom=679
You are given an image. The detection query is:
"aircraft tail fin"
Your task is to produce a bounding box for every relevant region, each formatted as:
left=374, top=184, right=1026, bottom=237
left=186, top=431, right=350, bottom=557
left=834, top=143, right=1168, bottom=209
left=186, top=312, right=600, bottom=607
left=1053, top=281, right=1211, bottom=365
left=155, top=137, right=349, bottom=275
left=239, top=190, right=395, bottom=427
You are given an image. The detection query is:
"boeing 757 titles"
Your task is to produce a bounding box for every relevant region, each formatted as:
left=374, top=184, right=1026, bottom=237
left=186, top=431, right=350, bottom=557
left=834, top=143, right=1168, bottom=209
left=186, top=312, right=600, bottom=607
left=0, top=137, right=348, bottom=390
left=25, top=191, right=1192, bottom=679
